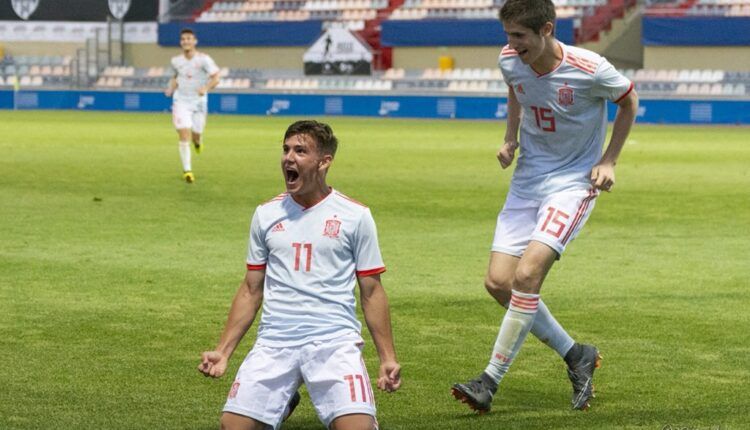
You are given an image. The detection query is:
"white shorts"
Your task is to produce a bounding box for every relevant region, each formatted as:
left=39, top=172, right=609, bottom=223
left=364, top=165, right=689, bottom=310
left=172, top=102, right=206, bottom=133
left=223, top=334, right=376, bottom=430
left=492, top=188, right=598, bottom=257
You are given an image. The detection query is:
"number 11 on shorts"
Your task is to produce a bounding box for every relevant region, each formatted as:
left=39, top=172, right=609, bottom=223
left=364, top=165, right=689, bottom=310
left=344, top=374, right=368, bottom=402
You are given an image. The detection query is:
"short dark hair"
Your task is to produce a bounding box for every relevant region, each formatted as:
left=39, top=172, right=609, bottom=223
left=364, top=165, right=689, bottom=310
left=500, top=0, right=556, bottom=34
left=284, top=120, right=338, bottom=157
left=180, top=28, right=195, bottom=37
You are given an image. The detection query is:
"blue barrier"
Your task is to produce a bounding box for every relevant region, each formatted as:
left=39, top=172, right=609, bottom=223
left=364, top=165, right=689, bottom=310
left=1, top=90, right=749, bottom=124
left=642, top=17, right=750, bottom=46
left=381, top=19, right=575, bottom=46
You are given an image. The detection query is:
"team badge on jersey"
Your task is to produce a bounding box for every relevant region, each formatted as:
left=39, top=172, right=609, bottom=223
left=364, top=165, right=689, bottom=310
left=323, top=218, right=341, bottom=239
left=558, top=85, right=575, bottom=106
left=516, top=84, right=525, bottom=95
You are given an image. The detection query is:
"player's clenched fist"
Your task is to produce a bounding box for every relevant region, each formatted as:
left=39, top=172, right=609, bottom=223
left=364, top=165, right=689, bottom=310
left=377, top=360, right=402, bottom=393
left=198, top=351, right=228, bottom=378
left=497, top=141, right=518, bottom=169
left=590, top=162, right=616, bottom=192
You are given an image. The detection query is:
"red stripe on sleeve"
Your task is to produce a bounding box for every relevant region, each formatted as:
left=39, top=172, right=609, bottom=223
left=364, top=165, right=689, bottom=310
left=356, top=267, right=386, bottom=277
left=614, top=82, right=635, bottom=104
left=246, top=263, right=267, bottom=271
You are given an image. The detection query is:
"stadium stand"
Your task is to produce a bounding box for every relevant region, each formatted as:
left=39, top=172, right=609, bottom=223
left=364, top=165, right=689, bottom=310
left=4, top=52, right=745, bottom=98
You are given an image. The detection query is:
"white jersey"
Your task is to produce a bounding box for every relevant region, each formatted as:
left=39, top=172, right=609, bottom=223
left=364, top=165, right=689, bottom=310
left=170, top=52, right=219, bottom=107
left=498, top=42, right=633, bottom=200
left=246, top=189, right=386, bottom=347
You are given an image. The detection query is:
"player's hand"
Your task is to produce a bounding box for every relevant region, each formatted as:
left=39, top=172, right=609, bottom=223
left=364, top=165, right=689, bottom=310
left=198, top=86, right=207, bottom=96
left=591, top=162, right=616, bottom=192
left=377, top=360, right=401, bottom=393
left=198, top=350, right=228, bottom=378
left=497, top=141, right=518, bottom=169
left=164, top=88, right=173, bottom=97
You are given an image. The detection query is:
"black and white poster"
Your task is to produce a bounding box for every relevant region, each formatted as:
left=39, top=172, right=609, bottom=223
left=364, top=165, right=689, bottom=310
left=303, top=28, right=373, bottom=76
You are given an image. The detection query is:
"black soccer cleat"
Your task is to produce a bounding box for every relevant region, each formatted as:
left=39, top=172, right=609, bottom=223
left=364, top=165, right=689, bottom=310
left=451, top=373, right=497, bottom=414
left=566, top=344, right=602, bottom=410
left=282, top=391, right=301, bottom=422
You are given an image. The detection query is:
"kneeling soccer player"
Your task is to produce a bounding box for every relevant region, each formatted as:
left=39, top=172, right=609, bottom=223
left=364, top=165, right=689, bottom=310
left=199, top=120, right=401, bottom=430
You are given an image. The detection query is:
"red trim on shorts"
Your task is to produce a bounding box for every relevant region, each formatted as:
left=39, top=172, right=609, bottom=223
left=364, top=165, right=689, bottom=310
left=356, top=267, right=386, bottom=277
left=246, top=263, right=267, bottom=271
left=561, top=189, right=597, bottom=245
left=614, top=82, right=635, bottom=104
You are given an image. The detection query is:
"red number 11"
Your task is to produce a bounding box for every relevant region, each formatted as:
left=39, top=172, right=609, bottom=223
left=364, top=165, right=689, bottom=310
left=292, top=243, right=312, bottom=271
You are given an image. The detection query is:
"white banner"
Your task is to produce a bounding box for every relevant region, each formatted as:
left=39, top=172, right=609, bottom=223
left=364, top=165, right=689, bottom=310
left=0, top=21, right=157, bottom=43
left=303, top=28, right=373, bottom=75
left=303, top=28, right=372, bottom=63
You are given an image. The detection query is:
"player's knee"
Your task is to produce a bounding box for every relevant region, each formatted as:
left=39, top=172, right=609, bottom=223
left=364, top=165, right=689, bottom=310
left=513, top=265, right=543, bottom=293
left=220, top=413, right=261, bottom=430
left=484, top=274, right=512, bottom=298
left=329, top=414, right=376, bottom=430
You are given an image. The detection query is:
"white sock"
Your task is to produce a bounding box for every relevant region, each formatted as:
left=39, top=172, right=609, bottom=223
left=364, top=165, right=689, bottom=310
left=484, top=290, right=540, bottom=384
left=178, top=140, right=191, bottom=171
left=530, top=299, right=575, bottom=358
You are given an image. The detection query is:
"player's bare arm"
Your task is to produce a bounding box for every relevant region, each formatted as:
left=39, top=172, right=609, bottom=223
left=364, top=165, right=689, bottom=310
left=358, top=274, right=401, bottom=393
left=165, top=76, right=178, bottom=97
left=199, top=269, right=265, bottom=378
left=199, top=72, right=221, bottom=96
left=498, top=86, right=521, bottom=169
left=591, top=89, right=639, bottom=192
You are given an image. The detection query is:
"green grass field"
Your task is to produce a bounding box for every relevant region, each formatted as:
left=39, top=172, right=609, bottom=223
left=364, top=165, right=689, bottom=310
left=1, top=111, right=748, bottom=429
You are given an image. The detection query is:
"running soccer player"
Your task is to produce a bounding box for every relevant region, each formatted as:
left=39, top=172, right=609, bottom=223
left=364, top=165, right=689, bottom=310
left=164, top=28, right=220, bottom=183
left=452, top=0, right=638, bottom=413
left=198, top=120, right=401, bottom=430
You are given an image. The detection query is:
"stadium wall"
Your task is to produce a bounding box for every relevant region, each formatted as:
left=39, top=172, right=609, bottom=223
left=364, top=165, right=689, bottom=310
left=641, top=16, right=750, bottom=71
left=392, top=47, right=501, bottom=70
left=643, top=47, right=750, bottom=72
left=0, top=41, right=81, bottom=57
left=125, top=45, right=306, bottom=69
left=2, top=90, right=748, bottom=125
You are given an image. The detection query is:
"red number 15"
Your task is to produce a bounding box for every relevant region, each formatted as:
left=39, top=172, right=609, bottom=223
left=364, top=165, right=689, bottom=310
left=530, top=106, right=556, bottom=132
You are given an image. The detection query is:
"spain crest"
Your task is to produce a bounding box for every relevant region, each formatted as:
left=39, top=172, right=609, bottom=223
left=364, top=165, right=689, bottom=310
left=558, top=85, right=574, bottom=106
left=323, top=218, right=341, bottom=238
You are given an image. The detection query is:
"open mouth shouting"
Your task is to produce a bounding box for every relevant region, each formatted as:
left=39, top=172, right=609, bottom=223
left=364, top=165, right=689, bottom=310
left=284, top=166, right=300, bottom=188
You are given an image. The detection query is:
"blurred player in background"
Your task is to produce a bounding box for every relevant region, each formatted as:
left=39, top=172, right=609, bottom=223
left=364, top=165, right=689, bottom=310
left=452, top=0, right=638, bottom=413
left=198, top=120, right=401, bottom=430
left=164, top=28, right=220, bottom=183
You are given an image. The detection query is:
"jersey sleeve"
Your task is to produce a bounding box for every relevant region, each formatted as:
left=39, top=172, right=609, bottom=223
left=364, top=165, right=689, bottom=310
left=169, top=58, right=178, bottom=77
left=498, top=49, right=515, bottom=86
left=591, top=58, right=633, bottom=103
left=353, top=209, right=385, bottom=277
left=204, top=55, right=220, bottom=76
left=246, top=209, right=268, bottom=270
